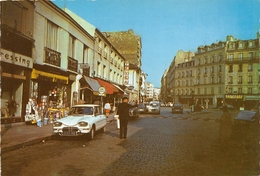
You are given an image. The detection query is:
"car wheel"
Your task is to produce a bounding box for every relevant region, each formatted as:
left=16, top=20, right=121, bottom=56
left=88, top=126, right=95, bottom=140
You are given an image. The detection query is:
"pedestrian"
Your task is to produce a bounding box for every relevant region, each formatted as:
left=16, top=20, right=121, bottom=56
left=104, top=101, right=111, bottom=118
left=219, top=105, right=232, bottom=144
left=116, top=97, right=138, bottom=139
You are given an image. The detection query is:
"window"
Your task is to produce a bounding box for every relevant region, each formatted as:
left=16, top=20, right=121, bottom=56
left=248, top=64, right=252, bottom=71
left=238, top=88, right=242, bottom=94
left=228, top=76, right=233, bottom=84
left=238, top=42, right=243, bottom=48
left=211, top=87, right=214, bottom=94
left=229, top=65, right=233, bottom=72
left=238, top=64, right=242, bottom=72
left=238, top=76, right=242, bottom=84
left=204, top=88, right=207, bottom=94
left=2, top=2, right=25, bottom=32
left=228, top=54, right=234, bottom=61
left=218, top=76, right=222, bottom=83
left=248, top=76, right=252, bottom=84
left=248, top=52, right=253, bottom=59
left=212, top=66, right=214, bottom=73
left=259, top=75, right=260, bottom=83
left=103, top=65, right=106, bottom=79
left=47, top=21, right=58, bottom=50
left=218, top=65, right=222, bottom=72
left=248, top=87, right=252, bottom=94
left=228, top=88, right=232, bottom=94
left=238, top=53, right=243, bottom=60
left=68, top=35, right=75, bottom=58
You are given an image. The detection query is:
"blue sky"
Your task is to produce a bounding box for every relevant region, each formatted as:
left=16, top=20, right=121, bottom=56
left=52, top=0, right=260, bottom=87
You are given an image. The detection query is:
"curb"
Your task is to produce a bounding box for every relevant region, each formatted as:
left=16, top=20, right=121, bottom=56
left=2, top=136, right=53, bottom=153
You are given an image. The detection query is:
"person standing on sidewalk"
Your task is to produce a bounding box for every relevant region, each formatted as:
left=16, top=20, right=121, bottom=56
left=104, top=101, right=111, bottom=118
left=116, top=97, right=138, bottom=139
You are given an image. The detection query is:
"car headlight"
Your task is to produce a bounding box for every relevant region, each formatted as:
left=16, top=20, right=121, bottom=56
left=78, top=121, right=88, bottom=127
left=53, top=122, right=62, bottom=127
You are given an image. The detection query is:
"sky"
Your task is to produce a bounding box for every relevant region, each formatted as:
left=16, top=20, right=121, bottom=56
left=52, top=0, right=260, bottom=88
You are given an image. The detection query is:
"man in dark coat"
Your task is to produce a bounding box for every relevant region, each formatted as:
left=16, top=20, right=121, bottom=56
left=117, top=97, right=138, bottom=139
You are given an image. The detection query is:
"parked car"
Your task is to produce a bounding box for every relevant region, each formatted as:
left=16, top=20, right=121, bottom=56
left=172, top=103, right=183, bottom=113
left=129, top=107, right=139, bottom=118
left=138, top=103, right=148, bottom=114
left=219, top=104, right=236, bottom=111
left=147, top=101, right=160, bottom=114
left=52, top=104, right=106, bottom=140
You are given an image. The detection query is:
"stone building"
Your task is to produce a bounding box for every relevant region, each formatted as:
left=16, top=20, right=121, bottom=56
left=103, top=29, right=142, bottom=102
left=162, top=34, right=260, bottom=110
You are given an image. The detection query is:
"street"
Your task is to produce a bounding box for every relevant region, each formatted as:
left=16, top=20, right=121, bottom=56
left=2, top=107, right=259, bottom=176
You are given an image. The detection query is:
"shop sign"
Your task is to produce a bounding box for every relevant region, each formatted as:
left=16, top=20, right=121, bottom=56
left=225, top=95, right=243, bottom=99
left=98, top=86, right=106, bottom=96
left=0, top=48, right=33, bottom=68
left=245, top=95, right=260, bottom=100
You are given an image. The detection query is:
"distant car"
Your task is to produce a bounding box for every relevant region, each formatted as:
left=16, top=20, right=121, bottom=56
left=147, top=101, right=160, bottom=114
left=52, top=104, right=106, bottom=140
left=160, top=102, right=166, bottom=107
left=172, top=103, right=183, bottom=113
left=138, top=103, right=148, bottom=114
left=129, top=106, right=140, bottom=118
left=219, top=104, right=236, bottom=111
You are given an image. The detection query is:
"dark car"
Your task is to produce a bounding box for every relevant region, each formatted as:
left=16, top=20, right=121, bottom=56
left=138, top=103, right=148, bottom=114
left=128, top=102, right=139, bottom=118
left=172, top=103, right=183, bottom=113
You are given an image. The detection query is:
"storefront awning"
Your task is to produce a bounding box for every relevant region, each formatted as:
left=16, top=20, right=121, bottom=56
left=31, top=69, right=68, bottom=84
left=112, top=83, right=125, bottom=94
left=81, top=76, right=100, bottom=92
left=96, top=78, right=119, bottom=94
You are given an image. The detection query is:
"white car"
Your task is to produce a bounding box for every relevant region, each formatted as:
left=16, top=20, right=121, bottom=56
left=52, top=104, right=106, bottom=140
left=147, top=101, right=161, bottom=115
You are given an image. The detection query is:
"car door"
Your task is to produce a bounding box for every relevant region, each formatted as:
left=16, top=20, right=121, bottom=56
left=95, top=106, right=106, bottom=130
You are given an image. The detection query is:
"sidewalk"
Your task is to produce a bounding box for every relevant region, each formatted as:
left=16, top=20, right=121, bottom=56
left=1, top=113, right=116, bottom=153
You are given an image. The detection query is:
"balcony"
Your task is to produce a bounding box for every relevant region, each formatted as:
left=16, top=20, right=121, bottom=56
left=67, top=56, right=78, bottom=72
left=44, top=47, right=61, bottom=67
left=225, top=57, right=259, bottom=63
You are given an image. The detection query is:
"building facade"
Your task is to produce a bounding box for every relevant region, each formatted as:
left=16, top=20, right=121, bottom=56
left=103, top=29, right=142, bottom=102
left=162, top=34, right=260, bottom=110
left=1, top=1, right=127, bottom=123
left=1, top=1, right=35, bottom=122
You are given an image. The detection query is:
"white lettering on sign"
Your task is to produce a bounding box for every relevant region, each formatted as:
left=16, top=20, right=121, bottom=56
left=0, top=48, right=33, bottom=68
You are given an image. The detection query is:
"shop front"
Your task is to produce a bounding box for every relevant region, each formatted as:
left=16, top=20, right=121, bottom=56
left=25, top=67, right=71, bottom=125
left=79, top=76, right=101, bottom=104
left=1, top=49, right=33, bottom=124
left=225, top=94, right=244, bottom=109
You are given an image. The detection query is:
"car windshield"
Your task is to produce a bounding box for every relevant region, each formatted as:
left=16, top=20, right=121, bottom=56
left=69, top=107, right=93, bottom=115
left=174, top=104, right=182, bottom=107
left=150, top=103, right=159, bottom=107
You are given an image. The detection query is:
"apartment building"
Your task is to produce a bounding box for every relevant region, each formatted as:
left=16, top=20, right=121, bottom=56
left=1, top=1, right=127, bottom=123
left=225, top=35, right=260, bottom=110
left=63, top=8, right=125, bottom=104
left=103, top=29, right=142, bottom=102
left=194, top=41, right=226, bottom=108
left=162, top=34, right=259, bottom=110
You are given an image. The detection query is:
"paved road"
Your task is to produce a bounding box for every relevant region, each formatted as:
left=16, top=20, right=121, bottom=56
left=1, top=108, right=259, bottom=176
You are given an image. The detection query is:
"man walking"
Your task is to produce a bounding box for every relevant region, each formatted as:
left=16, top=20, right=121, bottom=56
left=117, top=97, right=138, bottom=139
